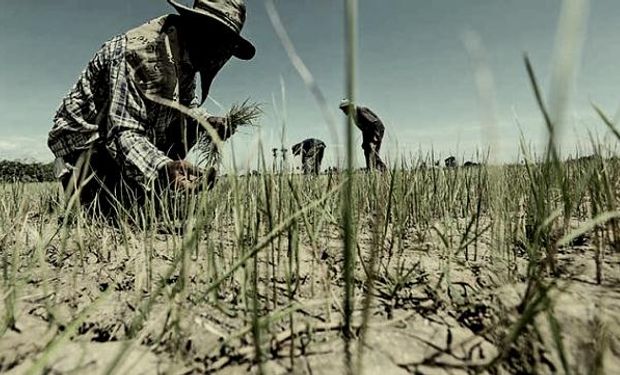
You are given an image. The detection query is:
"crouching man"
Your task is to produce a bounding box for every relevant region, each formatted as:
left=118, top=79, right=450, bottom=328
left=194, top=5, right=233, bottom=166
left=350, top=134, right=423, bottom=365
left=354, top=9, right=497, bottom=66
left=48, top=0, right=255, bottom=217
left=292, top=138, right=326, bottom=175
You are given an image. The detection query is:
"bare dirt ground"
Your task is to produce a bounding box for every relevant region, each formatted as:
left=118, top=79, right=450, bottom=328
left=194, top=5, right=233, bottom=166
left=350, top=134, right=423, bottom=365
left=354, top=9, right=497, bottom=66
left=1, top=218, right=619, bottom=374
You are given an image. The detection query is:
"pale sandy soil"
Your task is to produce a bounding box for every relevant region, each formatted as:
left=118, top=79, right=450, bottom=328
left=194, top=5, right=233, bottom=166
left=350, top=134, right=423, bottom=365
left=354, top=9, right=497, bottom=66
left=1, top=218, right=619, bottom=374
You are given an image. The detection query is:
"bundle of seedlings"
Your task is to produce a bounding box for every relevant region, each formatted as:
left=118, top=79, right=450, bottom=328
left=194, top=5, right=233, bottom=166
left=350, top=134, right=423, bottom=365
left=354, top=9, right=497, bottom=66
left=145, top=94, right=261, bottom=169
left=195, top=100, right=263, bottom=167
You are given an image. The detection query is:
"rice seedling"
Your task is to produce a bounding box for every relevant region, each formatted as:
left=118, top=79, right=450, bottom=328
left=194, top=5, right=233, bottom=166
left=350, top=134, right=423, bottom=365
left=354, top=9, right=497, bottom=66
left=195, top=100, right=263, bottom=167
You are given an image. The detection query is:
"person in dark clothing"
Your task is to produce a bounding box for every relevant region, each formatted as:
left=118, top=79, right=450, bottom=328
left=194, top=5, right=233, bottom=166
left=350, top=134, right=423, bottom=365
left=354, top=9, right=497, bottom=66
left=292, top=138, right=326, bottom=175
left=339, top=99, right=387, bottom=171
left=49, top=0, right=255, bottom=216
left=444, top=156, right=457, bottom=168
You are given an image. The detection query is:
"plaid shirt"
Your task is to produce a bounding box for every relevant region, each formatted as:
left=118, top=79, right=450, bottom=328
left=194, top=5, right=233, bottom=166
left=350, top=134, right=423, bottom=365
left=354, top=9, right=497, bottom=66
left=49, top=16, right=213, bottom=186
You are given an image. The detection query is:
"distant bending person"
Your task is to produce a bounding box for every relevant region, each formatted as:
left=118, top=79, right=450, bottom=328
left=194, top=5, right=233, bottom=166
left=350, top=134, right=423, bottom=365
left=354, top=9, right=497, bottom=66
left=292, top=138, right=326, bottom=175
left=47, top=0, right=256, bottom=216
left=339, top=99, right=387, bottom=171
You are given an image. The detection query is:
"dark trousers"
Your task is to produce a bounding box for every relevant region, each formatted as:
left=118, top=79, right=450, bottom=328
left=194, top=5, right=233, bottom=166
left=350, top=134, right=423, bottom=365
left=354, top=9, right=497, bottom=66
left=360, top=122, right=386, bottom=171
left=60, top=147, right=145, bottom=218
left=362, top=142, right=386, bottom=171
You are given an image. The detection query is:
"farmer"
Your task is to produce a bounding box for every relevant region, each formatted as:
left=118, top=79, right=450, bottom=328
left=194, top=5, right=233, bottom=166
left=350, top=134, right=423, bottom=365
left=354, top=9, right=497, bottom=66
left=48, top=0, right=255, bottom=216
left=291, top=138, right=326, bottom=175
left=338, top=99, right=387, bottom=171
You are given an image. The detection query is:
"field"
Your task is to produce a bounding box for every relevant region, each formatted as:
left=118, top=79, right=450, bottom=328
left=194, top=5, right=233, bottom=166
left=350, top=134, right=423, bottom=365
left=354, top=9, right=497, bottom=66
left=1, top=155, right=619, bottom=374
left=2, top=1, right=619, bottom=374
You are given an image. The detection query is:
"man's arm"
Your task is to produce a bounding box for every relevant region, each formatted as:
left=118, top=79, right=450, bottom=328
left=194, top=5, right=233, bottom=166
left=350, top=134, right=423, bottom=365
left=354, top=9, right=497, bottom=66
left=104, top=47, right=173, bottom=187
left=291, top=142, right=303, bottom=156
left=107, top=77, right=204, bottom=190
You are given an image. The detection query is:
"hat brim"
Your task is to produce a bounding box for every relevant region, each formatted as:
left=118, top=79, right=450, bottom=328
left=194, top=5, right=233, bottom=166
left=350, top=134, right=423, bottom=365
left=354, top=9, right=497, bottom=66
left=167, top=0, right=256, bottom=60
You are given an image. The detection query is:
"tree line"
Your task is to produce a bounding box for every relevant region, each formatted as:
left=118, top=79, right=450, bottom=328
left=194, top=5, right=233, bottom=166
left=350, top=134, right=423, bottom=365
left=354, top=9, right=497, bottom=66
left=0, top=160, right=55, bottom=182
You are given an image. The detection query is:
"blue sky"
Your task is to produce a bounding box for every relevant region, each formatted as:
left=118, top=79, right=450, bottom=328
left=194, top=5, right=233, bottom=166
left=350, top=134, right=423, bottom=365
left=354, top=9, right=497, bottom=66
left=0, top=0, right=619, bottom=169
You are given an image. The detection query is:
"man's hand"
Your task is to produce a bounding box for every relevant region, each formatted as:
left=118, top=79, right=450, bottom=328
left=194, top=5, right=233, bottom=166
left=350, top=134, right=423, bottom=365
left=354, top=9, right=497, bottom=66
left=207, top=116, right=236, bottom=141
left=161, top=160, right=202, bottom=191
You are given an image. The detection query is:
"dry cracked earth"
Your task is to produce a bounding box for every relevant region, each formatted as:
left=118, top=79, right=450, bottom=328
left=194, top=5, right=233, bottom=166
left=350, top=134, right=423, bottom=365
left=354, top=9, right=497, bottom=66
left=1, top=220, right=619, bottom=374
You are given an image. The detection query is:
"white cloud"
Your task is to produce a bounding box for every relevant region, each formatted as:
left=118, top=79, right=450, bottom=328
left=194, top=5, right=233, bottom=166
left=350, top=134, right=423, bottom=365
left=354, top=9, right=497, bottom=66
left=0, top=136, right=53, bottom=162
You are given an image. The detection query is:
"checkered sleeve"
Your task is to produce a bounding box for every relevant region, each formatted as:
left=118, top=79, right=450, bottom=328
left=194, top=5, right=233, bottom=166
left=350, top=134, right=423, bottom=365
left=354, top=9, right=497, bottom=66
left=48, top=40, right=112, bottom=158
left=104, top=42, right=171, bottom=187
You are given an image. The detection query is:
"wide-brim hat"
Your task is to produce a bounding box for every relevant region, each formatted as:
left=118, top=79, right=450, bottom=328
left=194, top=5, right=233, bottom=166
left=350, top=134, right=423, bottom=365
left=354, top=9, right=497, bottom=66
left=167, top=0, right=256, bottom=60
left=339, top=98, right=353, bottom=109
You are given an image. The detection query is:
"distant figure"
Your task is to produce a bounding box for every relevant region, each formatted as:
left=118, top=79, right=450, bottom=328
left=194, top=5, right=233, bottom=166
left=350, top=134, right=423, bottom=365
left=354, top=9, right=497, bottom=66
left=445, top=156, right=457, bottom=168
left=339, top=99, right=387, bottom=171
left=291, top=138, right=326, bottom=175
